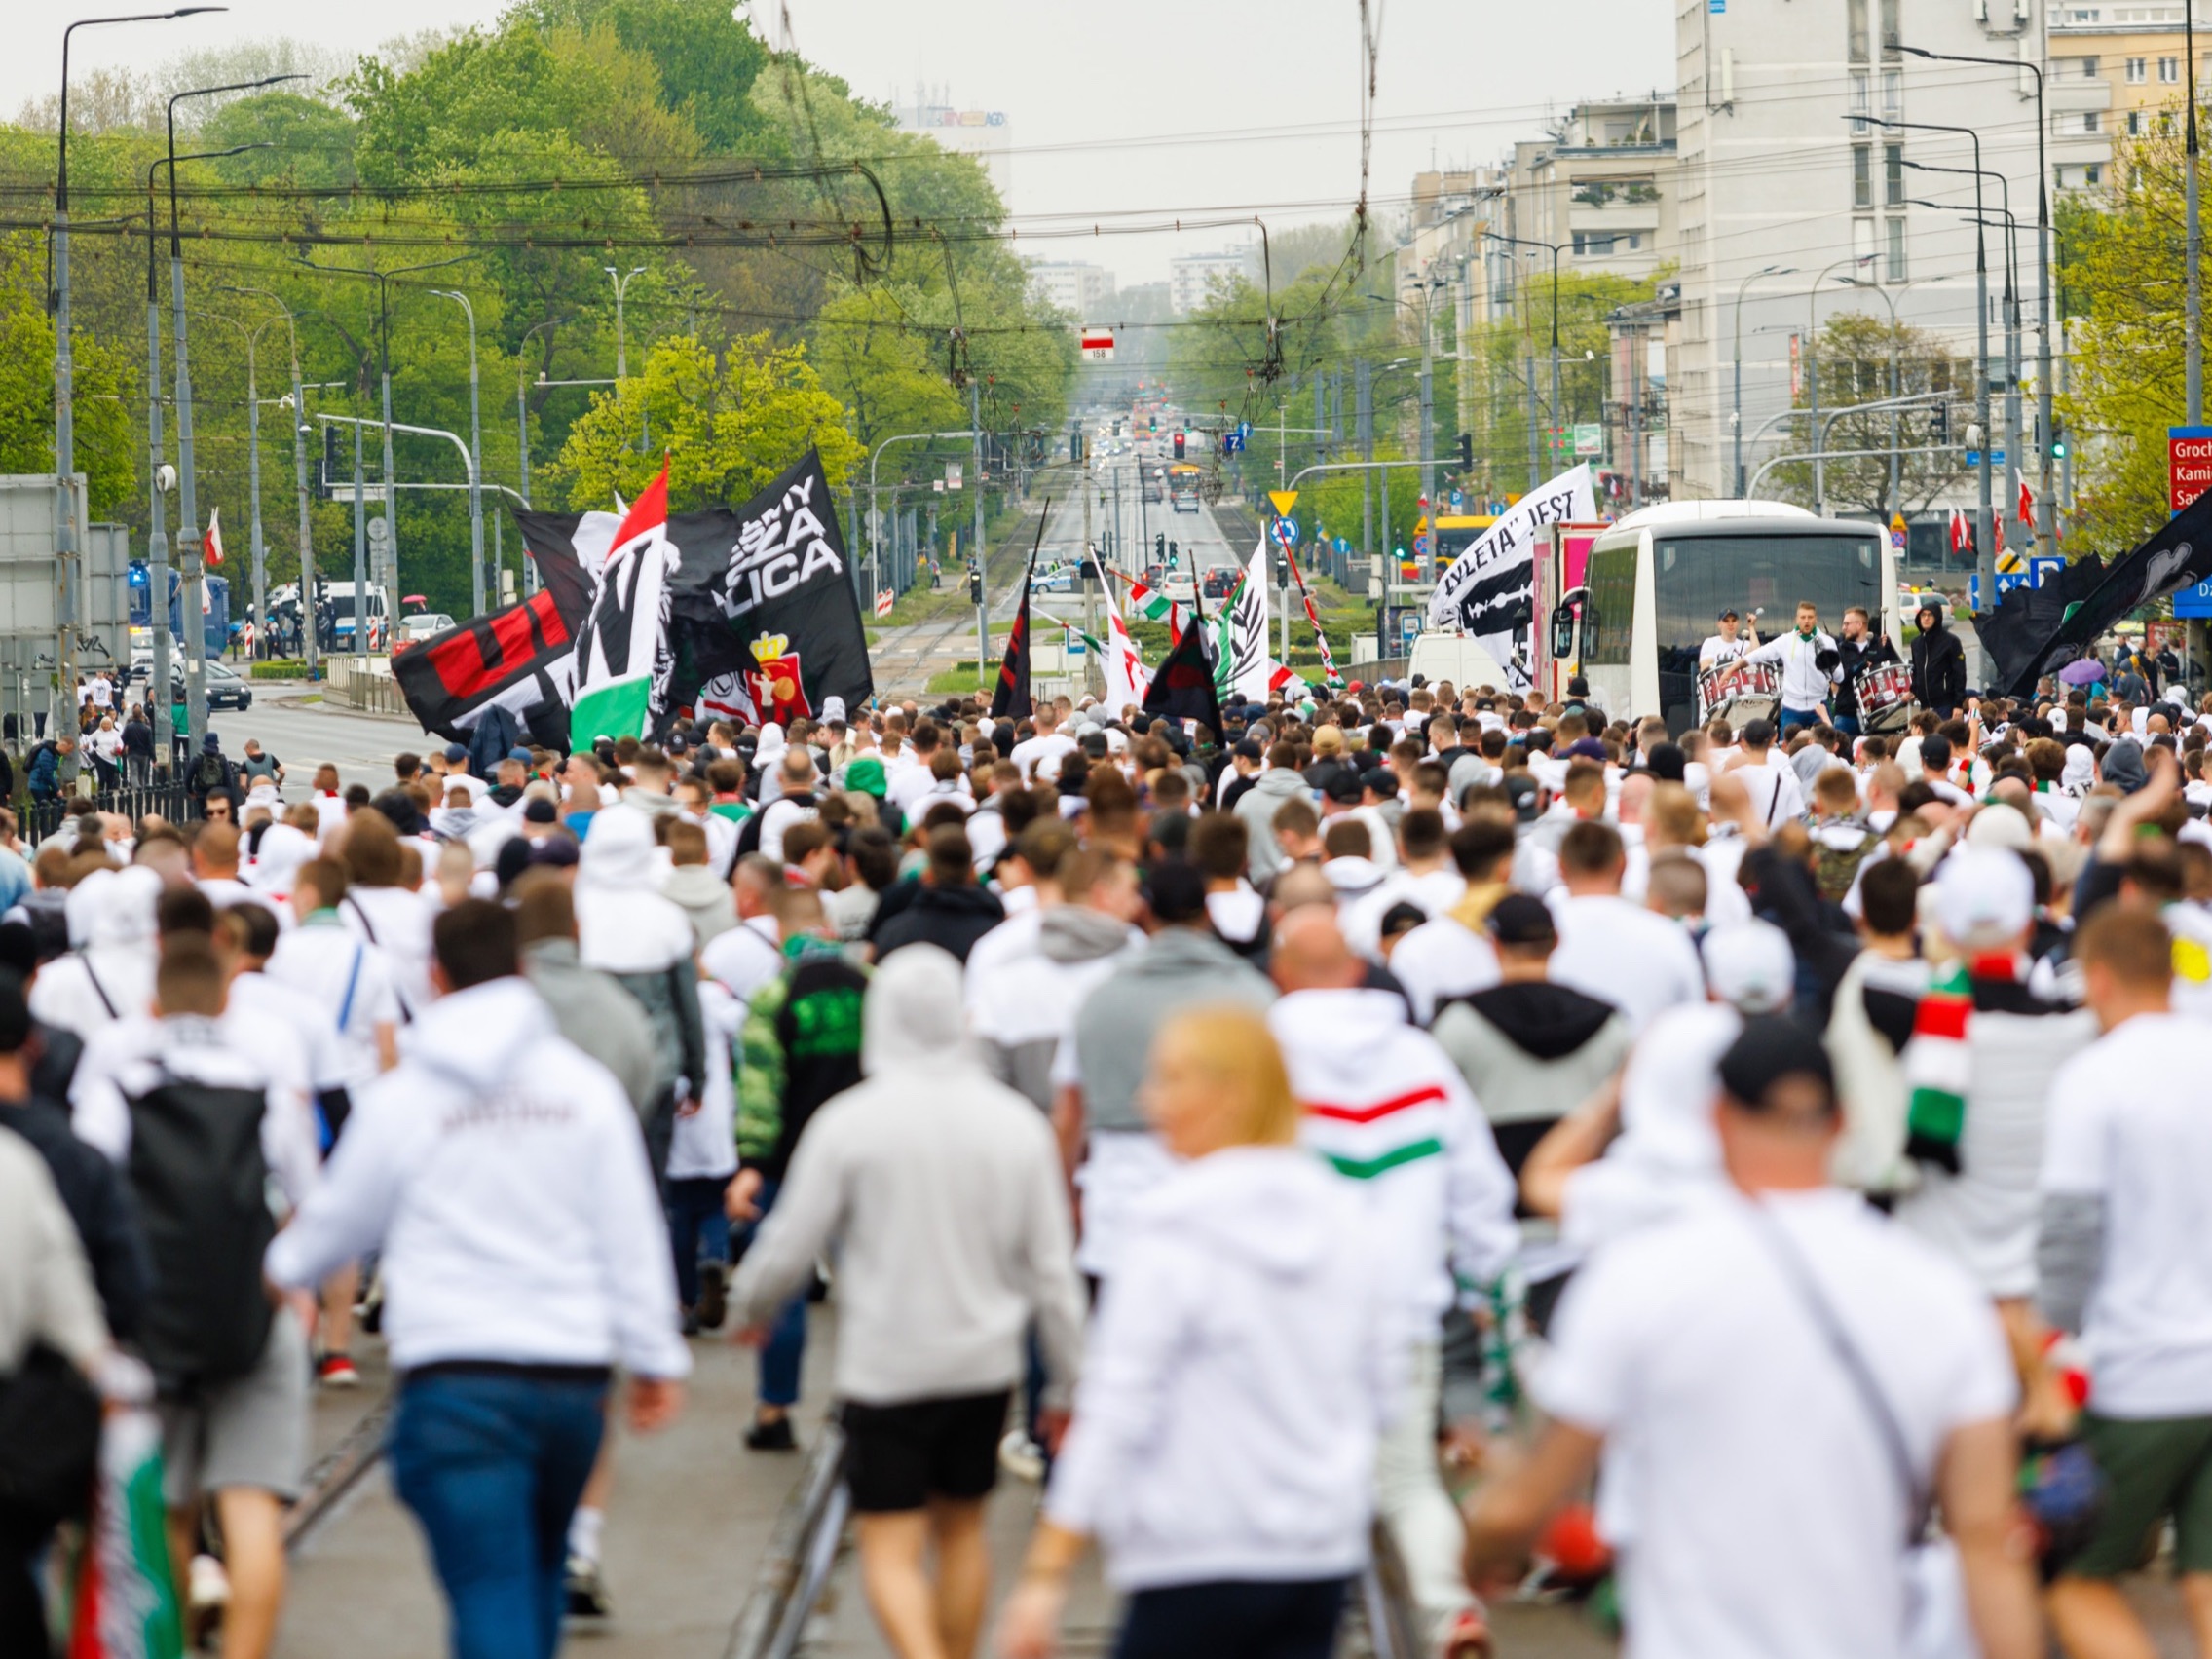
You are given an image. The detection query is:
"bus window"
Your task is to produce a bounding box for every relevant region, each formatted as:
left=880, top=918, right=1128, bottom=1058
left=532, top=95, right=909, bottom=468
left=1650, top=531, right=1883, bottom=729
left=1583, top=543, right=1636, bottom=668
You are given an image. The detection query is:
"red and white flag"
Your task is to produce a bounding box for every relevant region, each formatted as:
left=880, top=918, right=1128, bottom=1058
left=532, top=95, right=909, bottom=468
left=1948, top=509, right=1968, bottom=553
left=2017, top=475, right=2034, bottom=526
left=206, top=506, right=225, bottom=567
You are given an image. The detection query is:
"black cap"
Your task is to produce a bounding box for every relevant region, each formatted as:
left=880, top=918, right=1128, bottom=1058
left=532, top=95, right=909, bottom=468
left=1141, top=857, right=1208, bottom=925
left=1502, top=773, right=1540, bottom=823
left=1718, top=608, right=1740, bottom=622
left=1234, top=737, right=1263, bottom=762
left=1485, top=891, right=1557, bottom=948
left=1323, top=770, right=1364, bottom=805
left=522, top=798, right=557, bottom=825
left=1717, top=1015, right=1836, bottom=1115
left=527, top=833, right=581, bottom=869
left=1378, top=900, right=1427, bottom=941
left=494, top=835, right=534, bottom=889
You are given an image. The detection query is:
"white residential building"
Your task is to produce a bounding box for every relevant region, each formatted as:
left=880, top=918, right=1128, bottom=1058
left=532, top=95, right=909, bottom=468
left=892, top=99, right=1014, bottom=205
left=1671, top=0, right=2066, bottom=504
left=1168, top=247, right=1260, bottom=315
left=1027, top=260, right=1116, bottom=319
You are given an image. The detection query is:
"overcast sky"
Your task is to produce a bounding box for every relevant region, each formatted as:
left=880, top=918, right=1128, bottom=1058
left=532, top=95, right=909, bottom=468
left=12, top=0, right=1674, bottom=283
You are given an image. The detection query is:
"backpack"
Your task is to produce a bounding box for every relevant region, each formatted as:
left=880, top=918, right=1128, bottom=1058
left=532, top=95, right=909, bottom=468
left=125, top=1069, right=276, bottom=1395
left=1813, top=822, right=1880, bottom=904
left=191, top=751, right=229, bottom=793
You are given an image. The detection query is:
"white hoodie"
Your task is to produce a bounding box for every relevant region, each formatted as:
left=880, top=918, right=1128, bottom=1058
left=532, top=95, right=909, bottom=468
left=1046, top=1146, right=1403, bottom=1592
left=1269, top=988, right=1519, bottom=1326
left=265, top=976, right=690, bottom=1380
left=31, top=865, right=160, bottom=1037
left=575, top=805, right=694, bottom=973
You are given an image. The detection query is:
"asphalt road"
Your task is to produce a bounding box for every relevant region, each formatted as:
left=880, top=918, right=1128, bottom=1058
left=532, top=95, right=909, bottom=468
left=204, top=694, right=425, bottom=795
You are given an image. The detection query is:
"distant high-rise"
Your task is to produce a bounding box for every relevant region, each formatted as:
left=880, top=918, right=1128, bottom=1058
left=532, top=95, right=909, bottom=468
left=1027, top=260, right=1117, bottom=318
left=892, top=95, right=1013, bottom=206
left=1169, top=248, right=1260, bottom=316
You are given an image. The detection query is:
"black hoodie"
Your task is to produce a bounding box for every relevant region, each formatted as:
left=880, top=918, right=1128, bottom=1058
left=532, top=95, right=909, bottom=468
left=1910, top=609, right=1966, bottom=713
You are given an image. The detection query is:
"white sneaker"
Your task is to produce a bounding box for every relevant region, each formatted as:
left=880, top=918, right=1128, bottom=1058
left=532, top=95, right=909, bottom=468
left=189, top=1553, right=231, bottom=1612
left=997, top=1430, right=1046, bottom=1483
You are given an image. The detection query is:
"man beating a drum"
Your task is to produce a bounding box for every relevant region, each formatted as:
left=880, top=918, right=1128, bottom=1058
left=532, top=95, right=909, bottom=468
left=1829, top=606, right=1901, bottom=738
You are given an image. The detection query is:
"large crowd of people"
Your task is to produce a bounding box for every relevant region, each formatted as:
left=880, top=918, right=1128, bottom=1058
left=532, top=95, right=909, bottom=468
left=3, top=630, right=2211, bottom=1659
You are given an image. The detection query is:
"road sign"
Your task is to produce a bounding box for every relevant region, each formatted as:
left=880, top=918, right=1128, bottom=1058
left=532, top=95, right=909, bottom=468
left=2175, top=577, right=2212, bottom=618
left=1572, top=422, right=1604, bottom=457
left=1968, top=557, right=2067, bottom=611
left=366, top=515, right=389, bottom=549
left=1272, top=517, right=1299, bottom=547
left=1267, top=489, right=1299, bottom=517
left=2171, top=426, right=2212, bottom=511
left=1222, top=433, right=1245, bottom=453
left=1400, top=612, right=1420, bottom=649
left=1334, top=536, right=1351, bottom=555
left=1237, top=421, right=1253, bottom=439
left=1079, top=327, right=1114, bottom=360
left=945, top=461, right=962, bottom=491
left=1448, top=489, right=1465, bottom=511
left=1964, top=449, right=2006, bottom=467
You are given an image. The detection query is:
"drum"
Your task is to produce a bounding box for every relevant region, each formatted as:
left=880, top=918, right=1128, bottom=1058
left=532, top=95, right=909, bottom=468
left=1856, top=660, right=1915, bottom=732
left=1696, top=660, right=1781, bottom=731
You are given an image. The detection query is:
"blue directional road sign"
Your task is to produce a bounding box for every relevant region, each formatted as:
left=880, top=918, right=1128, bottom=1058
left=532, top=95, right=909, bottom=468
left=1237, top=421, right=1253, bottom=440
left=1334, top=536, right=1351, bottom=554
left=1964, top=450, right=2006, bottom=468
left=1272, top=516, right=1300, bottom=547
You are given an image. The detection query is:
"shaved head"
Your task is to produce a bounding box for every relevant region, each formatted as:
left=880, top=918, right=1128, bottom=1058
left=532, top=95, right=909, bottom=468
left=1270, top=906, right=1363, bottom=994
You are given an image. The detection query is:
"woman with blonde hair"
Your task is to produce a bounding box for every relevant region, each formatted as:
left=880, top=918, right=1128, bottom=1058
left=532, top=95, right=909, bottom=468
left=1000, top=1006, right=1400, bottom=1659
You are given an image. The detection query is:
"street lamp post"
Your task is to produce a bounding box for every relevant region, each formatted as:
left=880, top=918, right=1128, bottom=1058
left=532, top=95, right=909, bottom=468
left=604, top=266, right=647, bottom=377
left=188, top=308, right=285, bottom=653
left=168, top=71, right=304, bottom=747
left=1734, top=265, right=1795, bottom=495
left=1861, top=113, right=1995, bottom=604
left=223, top=283, right=315, bottom=675
left=869, top=430, right=977, bottom=596
left=1484, top=232, right=1567, bottom=488
left=55, top=7, right=219, bottom=735
left=1900, top=44, right=2056, bottom=559
left=430, top=289, right=484, bottom=617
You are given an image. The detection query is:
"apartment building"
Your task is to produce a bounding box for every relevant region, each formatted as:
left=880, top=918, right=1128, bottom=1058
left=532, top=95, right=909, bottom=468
left=2048, top=0, right=2198, bottom=163
left=1168, top=247, right=1260, bottom=316
left=1027, top=260, right=1116, bottom=319
left=1670, top=0, right=2056, bottom=504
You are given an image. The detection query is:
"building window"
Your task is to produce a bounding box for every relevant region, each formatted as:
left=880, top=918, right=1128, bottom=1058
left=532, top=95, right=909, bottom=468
left=2162, top=55, right=2182, bottom=81
left=1885, top=142, right=1904, bottom=206
left=2085, top=110, right=2102, bottom=132
left=2083, top=56, right=2100, bottom=76
left=1572, top=232, right=1622, bottom=256
left=1850, top=69, right=1872, bottom=133
left=1849, top=0, right=1869, bottom=60
left=2129, top=109, right=2143, bottom=133
left=1883, top=66, right=1902, bottom=117
left=1853, top=146, right=1874, bottom=209
left=1628, top=234, right=1642, bottom=249
left=2126, top=56, right=2148, bottom=81
left=2086, top=164, right=2103, bottom=185
left=1887, top=218, right=1907, bottom=283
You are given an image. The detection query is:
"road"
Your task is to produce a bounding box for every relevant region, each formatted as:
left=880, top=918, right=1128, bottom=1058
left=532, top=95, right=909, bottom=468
left=204, top=695, right=423, bottom=795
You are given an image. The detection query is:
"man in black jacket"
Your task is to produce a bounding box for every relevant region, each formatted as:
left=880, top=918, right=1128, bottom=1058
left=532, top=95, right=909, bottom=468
left=870, top=825, right=1005, bottom=964
left=1832, top=605, right=1900, bottom=738
left=1910, top=602, right=1967, bottom=718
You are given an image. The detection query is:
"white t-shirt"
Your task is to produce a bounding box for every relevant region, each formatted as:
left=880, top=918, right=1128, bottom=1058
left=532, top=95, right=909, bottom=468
left=1550, top=894, right=1706, bottom=1036
left=1538, top=1188, right=2014, bottom=1659
left=1387, top=915, right=1500, bottom=1026
left=757, top=795, right=817, bottom=863
left=667, top=979, right=742, bottom=1181
left=264, top=919, right=402, bottom=1090
left=1733, top=756, right=1806, bottom=831
left=1698, top=633, right=1751, bottom=669
left=1010, top=731, right=1078, bottom=783
left=341, top=886, right=438, bottom=1019
left=2042, top=1012, right=2212, bottom=1417
left=700, top=914, right=783, bottom=1007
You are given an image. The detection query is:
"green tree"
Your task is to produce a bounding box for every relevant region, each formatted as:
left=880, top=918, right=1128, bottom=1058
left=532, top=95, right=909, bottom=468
left=1765, top=312, right=1968, bottom=519
left=553, top=333, right=863, bottom=509
left=0, top=244, right=137, bottom=514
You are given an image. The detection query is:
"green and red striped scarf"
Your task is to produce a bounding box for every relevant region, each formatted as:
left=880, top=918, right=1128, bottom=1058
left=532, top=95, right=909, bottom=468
left=1901, top=953, right=2017, bottom=1172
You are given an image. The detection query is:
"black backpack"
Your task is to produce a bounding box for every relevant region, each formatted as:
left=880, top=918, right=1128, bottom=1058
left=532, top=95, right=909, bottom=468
left=126, top=1070, right=276, bottom=1395
left=191, top=751, right=229, bottom=793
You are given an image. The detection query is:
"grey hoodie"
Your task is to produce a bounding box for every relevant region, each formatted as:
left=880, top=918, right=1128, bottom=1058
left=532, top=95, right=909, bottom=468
left=663, top=864, right=736, bottom=945
left=1069, top=927, right=1275, bottom=1132
left=1234, top=768, right=1310, bottom=881
left=726, top=944, right=1086, bottom=1407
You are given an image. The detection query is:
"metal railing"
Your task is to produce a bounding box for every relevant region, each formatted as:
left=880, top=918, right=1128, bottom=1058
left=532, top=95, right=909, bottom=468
left=21, top=779, right=199, bottom=845
left=322, top=655, right=412, bottom=720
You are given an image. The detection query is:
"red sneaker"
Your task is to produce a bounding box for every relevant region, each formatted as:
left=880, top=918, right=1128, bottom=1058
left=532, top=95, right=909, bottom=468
left=317, top=1352, right=360, bottom=1388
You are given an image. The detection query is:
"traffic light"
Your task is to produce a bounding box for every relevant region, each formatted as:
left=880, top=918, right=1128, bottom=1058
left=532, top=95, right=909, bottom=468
left=968, top=566, right=984, bottom=605
left=321, top=425, right=340, bottom=499
left=2050, top=426, right=2068, bottom=461
left=1457, top=434, right=1474, bottom=471
left=1069, top=431, right=1084, bottom=463
left=1154, top=532, right=1166, bottom=561
left=1173, top=431, right=1185, bottom=460
left=1167, top=540, right=1179, bottom=566
left=1273, top=552, right=1290, bottom=588
left=1931, top=404, right=1951, bottom=443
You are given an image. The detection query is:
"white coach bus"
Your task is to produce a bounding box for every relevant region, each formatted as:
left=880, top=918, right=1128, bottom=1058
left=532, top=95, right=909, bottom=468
left=1559, top=500, right=1904, bottom=735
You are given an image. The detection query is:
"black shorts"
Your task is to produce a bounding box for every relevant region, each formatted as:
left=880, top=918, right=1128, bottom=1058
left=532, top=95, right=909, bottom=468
left=842, top=1390, right=1010, bottom=1514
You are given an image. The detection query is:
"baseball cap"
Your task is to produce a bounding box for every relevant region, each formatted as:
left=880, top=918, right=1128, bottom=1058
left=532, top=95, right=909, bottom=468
left=844, top=756, right=887, bottom=799
left=1323, top=771, right=1364, bottom=805
left=523, top=798, right=558, bottom=825
left=527, top=834, right=580, bottom=869
left=1485, top=892, right=1557, bottom=949
left=506, top=747, right=533, bottom=765
left=1502, top=773, right=1541, bottom=824
left=1934, top=847, right=2034, bottom=949
left=1701, top=920, right=1796, bottom=1014
left=1718, top=608, right=1740, bottom=622
left=1717, top=1015, right=1836, bottom=1112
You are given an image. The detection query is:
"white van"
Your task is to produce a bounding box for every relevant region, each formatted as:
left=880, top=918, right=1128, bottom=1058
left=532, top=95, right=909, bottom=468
left=1406, top=631, right=1514, bottom=692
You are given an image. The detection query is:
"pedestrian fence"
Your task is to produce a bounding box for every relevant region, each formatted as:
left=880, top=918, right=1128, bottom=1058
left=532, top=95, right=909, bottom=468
left=721, top=1410, right=1424, bottom=1659
left=322, top=654, right=411, bottom=720
left=21, top=779, right=199, bottom=846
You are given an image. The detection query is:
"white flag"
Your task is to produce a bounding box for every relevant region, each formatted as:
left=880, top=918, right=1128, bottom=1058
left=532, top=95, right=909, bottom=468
left=1221, top=541, right=1272, bottom=705
left=1426, top=463, right=1596, bottom=689
left=1096, top=568, right=1150, bottom=714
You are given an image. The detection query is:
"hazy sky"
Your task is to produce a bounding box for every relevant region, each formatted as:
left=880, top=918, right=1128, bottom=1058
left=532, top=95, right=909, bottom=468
left=12, top=0, right=1674, bottom=283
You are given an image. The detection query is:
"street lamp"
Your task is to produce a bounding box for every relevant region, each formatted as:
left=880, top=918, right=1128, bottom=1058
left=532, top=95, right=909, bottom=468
left=1899, top=42, right=2057, bottom=558
left=186, top=308, right=285, bottom=656
left=1734, top=264, right=1795, bottom=495
left=430, top=289, right=485, bottom=617
left=1858, top=113, right=1995, bottom=601
left=223, top=283, right=316, bottom=676
left=53, top=7, right=221, bottom=735
left=167, top=71, right=305, bottom=746
left=605, top=265, right=647, bottom=377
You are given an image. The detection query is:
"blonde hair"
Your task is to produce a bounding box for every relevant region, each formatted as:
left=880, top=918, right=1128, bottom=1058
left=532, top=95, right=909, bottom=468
left=1154, top=1006, right=1302, bottom=1148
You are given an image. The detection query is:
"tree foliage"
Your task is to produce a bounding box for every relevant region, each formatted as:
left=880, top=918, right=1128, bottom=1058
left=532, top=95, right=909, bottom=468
left=1765, top=311, right=1968, bottom=520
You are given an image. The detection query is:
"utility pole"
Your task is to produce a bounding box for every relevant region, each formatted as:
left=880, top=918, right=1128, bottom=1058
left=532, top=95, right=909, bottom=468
left=1358, top=358, right=1373, bottom=560
left=352, top=421, right=367, bottom=667
left=970, top=380, right=986, bottom=596
left=143, top=170, right=172, bottom=763
left=1629, top=323, right=1644, bottom=509
left=1418, top=282, right=1437, bottom=519
left=2192, top=0, right=2204, bottom=428
left=432, top=289, right=485, bottom=617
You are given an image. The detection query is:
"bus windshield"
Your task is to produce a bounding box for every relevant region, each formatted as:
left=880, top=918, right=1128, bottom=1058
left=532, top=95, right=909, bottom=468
left=1651, top=529, right=1883, bottom=728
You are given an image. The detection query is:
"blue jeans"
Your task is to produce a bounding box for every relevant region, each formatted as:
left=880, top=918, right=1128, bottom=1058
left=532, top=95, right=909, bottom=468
left=665, top=1175, right=732, bottom=1309
left=736, top=1180, right=806, bottom=1409
left=388, top=1369, right=610, bottom=1659
left=1779, top=705, right=1825, bottom=739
